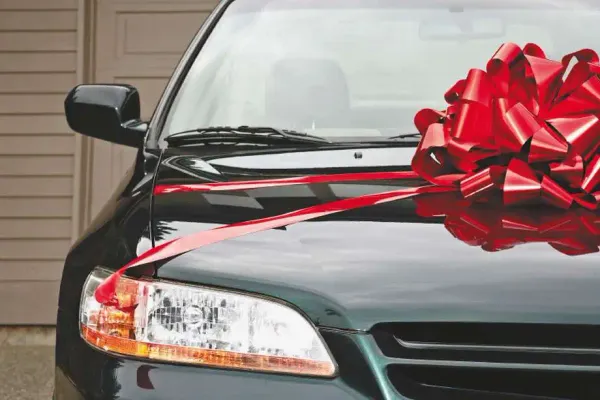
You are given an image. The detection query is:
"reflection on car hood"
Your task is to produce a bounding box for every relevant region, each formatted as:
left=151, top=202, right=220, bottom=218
left=151, top=147, right=600, bottom=331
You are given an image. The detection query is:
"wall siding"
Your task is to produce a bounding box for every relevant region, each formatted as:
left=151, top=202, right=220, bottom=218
left=0, top=0, right=221, bottom=324
left=0, top=0, right=78, bottom=324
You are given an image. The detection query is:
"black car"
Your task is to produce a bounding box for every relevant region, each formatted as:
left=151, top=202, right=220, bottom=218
left=55, top=0, right=600, bottom=399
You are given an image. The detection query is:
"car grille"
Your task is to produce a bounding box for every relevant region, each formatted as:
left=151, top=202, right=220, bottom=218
left=371, top=323, right=600, bottom=399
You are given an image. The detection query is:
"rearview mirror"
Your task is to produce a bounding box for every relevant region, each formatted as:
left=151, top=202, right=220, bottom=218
left=419, top=16, right=506, bottom=41
left=64, top=84, right=146, bottom=147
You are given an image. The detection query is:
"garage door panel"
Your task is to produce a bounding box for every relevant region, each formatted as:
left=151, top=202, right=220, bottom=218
left=97, top=0, right=213, bottom=74
left=111, top=147, right=137, bottom=189
left=98, top=56, right=181, bottom=77
left=117, top=12, right=201, bottom=55
left=115, top=77, right=169, bottom=119
left=91, top=0, right=220, bottom=218
left=97, top=0, right=215, bottom=16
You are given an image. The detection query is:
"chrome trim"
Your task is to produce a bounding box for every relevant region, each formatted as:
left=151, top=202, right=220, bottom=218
left=383, top=356, right=600, bottom=372
left=395, top=336, right=600, bottom=355
left=161, top=155, right=222, bottom=180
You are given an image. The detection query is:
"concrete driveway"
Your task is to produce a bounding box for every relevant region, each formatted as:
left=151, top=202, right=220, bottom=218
left=0, top=328, right=55, bottom=400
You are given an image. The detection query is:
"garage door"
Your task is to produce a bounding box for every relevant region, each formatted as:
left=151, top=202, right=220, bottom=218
left=90, top=0, right=220, bottom=218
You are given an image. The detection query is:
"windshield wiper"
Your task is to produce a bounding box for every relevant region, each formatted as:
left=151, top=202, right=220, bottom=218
left=386, top=133, right=422, bottom=140
left=165, top=125, right=331, bottom=146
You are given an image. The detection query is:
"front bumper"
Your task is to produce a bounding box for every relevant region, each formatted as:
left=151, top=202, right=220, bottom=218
left=55, top=357, right=373, bottom=400
left=55, top=312, right=392, bottom=400
left=56, top=310, right=600, bottom=399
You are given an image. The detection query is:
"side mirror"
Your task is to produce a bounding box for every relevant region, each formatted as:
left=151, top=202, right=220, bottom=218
left=65, top=84, right=146, bottom=147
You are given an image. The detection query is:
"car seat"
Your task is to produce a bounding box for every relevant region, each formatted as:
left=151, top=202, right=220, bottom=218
left=265, top=58, right=350, bottom=130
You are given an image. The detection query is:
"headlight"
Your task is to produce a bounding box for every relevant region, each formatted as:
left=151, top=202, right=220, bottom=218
left=80, top=268, right=336, bottom=377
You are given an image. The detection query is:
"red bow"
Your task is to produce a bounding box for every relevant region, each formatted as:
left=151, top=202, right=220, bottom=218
left=412, top=42, right=600, bottom=210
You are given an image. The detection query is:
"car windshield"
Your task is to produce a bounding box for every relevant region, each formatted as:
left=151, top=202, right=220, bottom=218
left=161, top=0, right=600, bottom=143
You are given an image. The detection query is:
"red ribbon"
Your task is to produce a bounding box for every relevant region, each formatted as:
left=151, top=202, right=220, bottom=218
left=95, top=185, right=451, bottom=304
left=96, top=43, right=600, bottom=306
left=154, top=171, right=419, bottom=194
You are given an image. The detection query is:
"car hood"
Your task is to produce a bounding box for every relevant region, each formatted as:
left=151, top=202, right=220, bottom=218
left=151, top=147, right=600, bottom=331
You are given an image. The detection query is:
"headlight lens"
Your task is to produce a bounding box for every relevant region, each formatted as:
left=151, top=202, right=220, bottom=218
left=79, top=268, right=336, bottom=377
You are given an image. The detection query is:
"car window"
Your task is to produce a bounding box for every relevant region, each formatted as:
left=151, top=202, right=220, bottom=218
left=162, top=0, right=600, bottom=142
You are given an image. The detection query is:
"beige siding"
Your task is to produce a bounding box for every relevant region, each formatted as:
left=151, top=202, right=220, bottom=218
left=0, top=156, right=75, bottom=176
left=0, top=0, right=221, bottom=324
left=0, top=198, right=72, bottom=218
left=0, top=0, right=77, bottom=324
left=0, top=10, right=76, bottom=31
